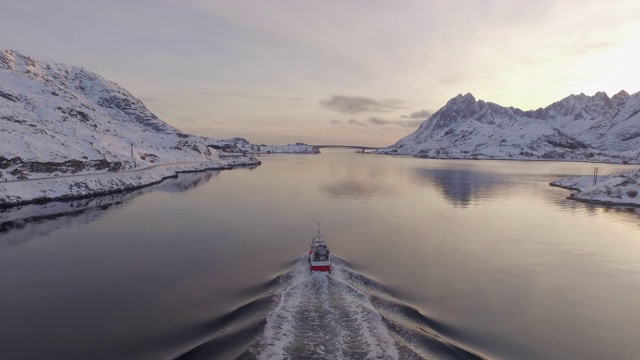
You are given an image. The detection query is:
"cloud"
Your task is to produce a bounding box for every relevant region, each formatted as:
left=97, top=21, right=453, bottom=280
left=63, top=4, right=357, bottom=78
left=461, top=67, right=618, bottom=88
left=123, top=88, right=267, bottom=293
left=367, top=117, right=393, bottom=125
left=369, top=117, right=425, bottom=128
left=563, top=42, right=616, bottom=56
left=331, top=114, right=424, bottom=129
left=437, top=75, right=463, bottom=86
left=400, top=119, right=424, bottom=128
left=348, top=118, right=367, bottom=126
left=320, top=95, right=403, bottom=113
left=408, top=109, right=432, bottom=119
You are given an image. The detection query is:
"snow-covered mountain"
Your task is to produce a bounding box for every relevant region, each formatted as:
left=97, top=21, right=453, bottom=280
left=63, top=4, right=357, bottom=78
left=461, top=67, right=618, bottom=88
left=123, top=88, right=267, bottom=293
left=0, top=48, right=317, bottom=181
left=210, top=137, right=320, bottom=155
left=378, top=91, right=640, bottom=163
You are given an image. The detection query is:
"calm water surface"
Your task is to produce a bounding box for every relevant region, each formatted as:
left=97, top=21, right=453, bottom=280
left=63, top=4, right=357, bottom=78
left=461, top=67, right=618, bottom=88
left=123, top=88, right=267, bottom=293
left=1, top=151, right=639, bottom=359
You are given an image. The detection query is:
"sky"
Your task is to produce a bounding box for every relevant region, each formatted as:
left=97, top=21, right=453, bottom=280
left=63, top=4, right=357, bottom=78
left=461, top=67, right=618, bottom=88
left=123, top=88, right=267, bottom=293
left=1, top=0, right=640, bottom=146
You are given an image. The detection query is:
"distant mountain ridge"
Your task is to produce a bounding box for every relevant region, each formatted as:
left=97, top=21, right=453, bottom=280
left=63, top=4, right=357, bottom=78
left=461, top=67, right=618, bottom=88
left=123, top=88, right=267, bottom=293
left=378, top=90, right=640, bottom=162
left=0, top=48, right=316, bottom=181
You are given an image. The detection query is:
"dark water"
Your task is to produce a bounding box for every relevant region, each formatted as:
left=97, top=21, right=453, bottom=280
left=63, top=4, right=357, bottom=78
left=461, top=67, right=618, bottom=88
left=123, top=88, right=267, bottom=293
left=1, top=151, right=639, bottom=359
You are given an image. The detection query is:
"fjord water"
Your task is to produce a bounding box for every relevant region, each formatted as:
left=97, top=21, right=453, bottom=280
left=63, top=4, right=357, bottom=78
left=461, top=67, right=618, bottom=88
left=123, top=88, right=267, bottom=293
left=1, top=150, right=639, bottom=359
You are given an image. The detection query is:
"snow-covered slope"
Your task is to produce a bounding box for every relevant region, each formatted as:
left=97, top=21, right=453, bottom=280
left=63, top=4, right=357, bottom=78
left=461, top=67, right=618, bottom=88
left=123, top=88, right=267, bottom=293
left=378, top=91, right=640, bottom=163
left=0, top=48, right=318, bottom=183
left=0, top=48, right=224, bottom=180
left=0, top=48, right=318, bottom=206
left=551, top=169, right=640, bottom=207
left=210, top=137, right=320, bottom=155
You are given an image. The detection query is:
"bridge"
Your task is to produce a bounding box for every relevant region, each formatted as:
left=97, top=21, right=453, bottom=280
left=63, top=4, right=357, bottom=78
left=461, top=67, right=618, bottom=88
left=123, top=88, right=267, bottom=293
left=312, top=145, right=383, bottom=153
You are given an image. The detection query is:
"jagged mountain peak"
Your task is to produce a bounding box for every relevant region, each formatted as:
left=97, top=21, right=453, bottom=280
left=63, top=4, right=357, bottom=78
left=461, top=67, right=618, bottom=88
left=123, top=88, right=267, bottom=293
left=593, top=91, right=610, bottom=101
left=1, top=47, right=176, bottom=135
left=612, top=90, right=631, bottom=105
left=446, top=92, right=476, bottom=106
left=379, top=89, right=640, bottom=162
left=555, top=92, right=589, bottom=105
left=552, top=90, right=631, bottom=107
left=614, top=89, right=630, bottom=98
left=541, top=90, right=621, bottom=119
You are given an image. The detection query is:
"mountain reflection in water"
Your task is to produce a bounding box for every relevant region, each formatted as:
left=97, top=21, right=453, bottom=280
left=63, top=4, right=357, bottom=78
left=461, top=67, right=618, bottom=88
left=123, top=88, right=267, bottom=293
left=0, top=171, right=221, bottom=248
left=319, top=179, right=397, bottom=201
left=410, top=168, right=511, bottom=207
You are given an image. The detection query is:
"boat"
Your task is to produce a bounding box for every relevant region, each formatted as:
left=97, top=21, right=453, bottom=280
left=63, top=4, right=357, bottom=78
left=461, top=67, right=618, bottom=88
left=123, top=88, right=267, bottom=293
left=309, top=223, right=331, bottom=272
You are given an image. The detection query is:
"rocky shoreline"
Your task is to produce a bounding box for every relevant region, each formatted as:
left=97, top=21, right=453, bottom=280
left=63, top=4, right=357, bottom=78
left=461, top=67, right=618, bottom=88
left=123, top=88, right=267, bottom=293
left=0, top=157, right=260, bottom=209
left=550, top=168, right=640, bottom=207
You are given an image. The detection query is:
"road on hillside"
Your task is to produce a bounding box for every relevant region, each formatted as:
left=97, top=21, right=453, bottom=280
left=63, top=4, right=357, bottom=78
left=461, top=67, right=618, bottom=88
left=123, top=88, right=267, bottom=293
left=1, top=160, right=221, bottom=184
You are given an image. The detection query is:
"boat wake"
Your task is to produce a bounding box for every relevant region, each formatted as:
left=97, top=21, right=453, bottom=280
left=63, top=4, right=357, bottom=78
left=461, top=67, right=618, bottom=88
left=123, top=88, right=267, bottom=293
left=256, top=256, right=397, bottom=359
left=174, top=255, right=486, bottom=360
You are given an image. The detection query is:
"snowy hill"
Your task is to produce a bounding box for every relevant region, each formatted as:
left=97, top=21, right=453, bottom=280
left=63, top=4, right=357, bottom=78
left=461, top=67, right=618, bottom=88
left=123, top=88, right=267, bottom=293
left=0, top=48, right=317, bottom=182
left=0, top=48, right=219, bottom=180
left=209, top=137, right=320, bottom=155
left=378, top=91, right=640, bottom=163
left=551, top=168, right=640, bottom=207
left=0, top=48, right=319, bottom=206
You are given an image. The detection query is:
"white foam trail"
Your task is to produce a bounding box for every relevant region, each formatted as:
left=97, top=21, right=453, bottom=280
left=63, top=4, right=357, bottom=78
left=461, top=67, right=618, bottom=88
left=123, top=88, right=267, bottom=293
left=255, top=256, right=400, bottom=359
left=331, top=265, right=399, bottom=359
left=257, top=257, right=311, bottom=359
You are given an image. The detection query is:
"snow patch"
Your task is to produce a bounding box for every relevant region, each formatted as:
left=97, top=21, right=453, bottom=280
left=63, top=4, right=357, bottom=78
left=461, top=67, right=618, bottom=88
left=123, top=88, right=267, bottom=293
left=551, top=168, right=640, bottom=206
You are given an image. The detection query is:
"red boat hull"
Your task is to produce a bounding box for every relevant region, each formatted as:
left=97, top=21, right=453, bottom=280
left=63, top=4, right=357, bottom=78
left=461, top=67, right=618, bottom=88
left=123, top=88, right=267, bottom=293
left=311, top=264, right=331, bottom=272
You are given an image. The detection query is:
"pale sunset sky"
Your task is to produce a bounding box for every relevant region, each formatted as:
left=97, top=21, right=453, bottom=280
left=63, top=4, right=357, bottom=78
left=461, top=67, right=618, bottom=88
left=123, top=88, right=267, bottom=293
left=1, top=0, right=639, bottom=146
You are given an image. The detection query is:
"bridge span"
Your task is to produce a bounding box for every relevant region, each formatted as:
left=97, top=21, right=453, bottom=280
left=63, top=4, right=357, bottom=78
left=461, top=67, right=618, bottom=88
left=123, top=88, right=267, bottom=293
left=311, top=145, right=382, bottom=153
